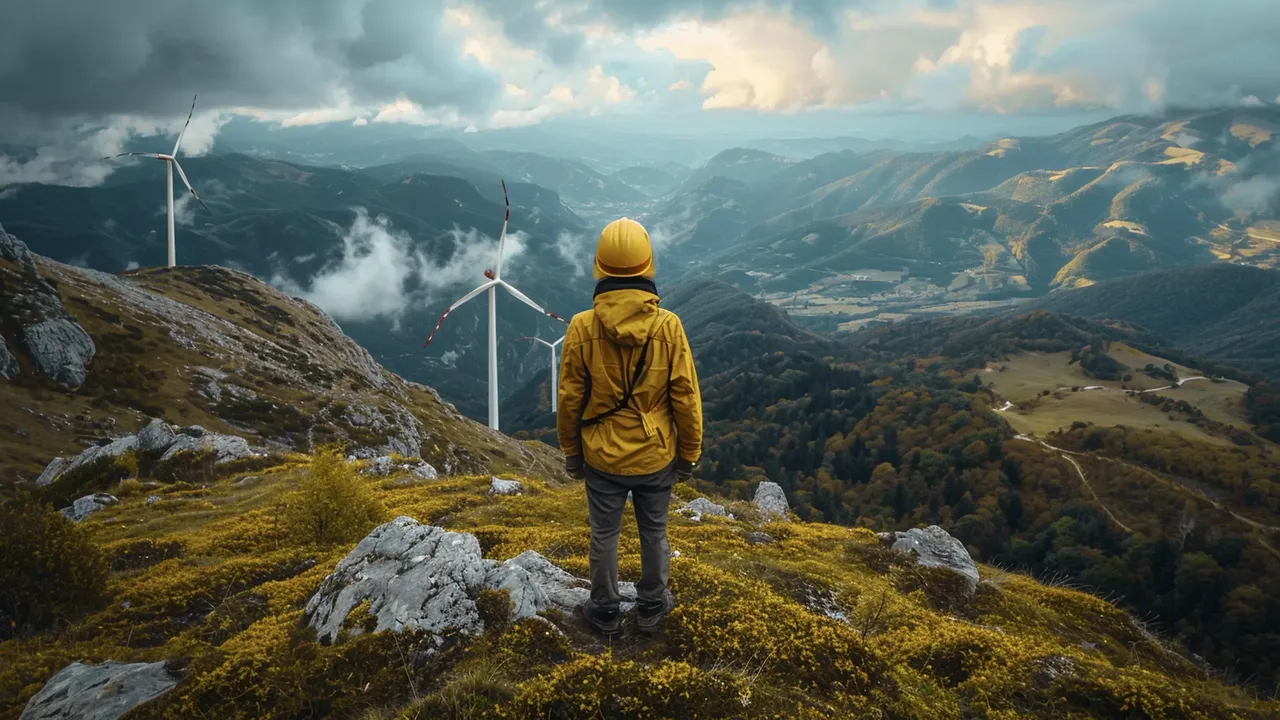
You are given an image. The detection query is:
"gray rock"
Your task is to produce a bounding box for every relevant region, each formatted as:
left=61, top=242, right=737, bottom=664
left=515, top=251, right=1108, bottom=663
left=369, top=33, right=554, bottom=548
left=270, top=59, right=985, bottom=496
left=0, top=332, right=18, bottom=379
left=35, top=457, right=69, bottom=487
left=135, top=418, right=176, bottom=453
left=23, top=319, right=96, bottom=390
left=305, top=519, right=636, bottom=647
left=303, top=517, right=491, bottom=645
left=488, top=550, right=636, bottom=617
left=678, top=497, right=733, bottom=522
left=489, top=477, right=523, bottom=496
left=19, top=660, right=179, bottom=720
left=0, top=229, right=96, bottom=390
left=61, top=493, right=119, bottom=522
left=753, top=481, right=790, bottom=521
left=342, top=402, right=423, bottom=459
left=363, top=455, right=438, bottom=481
left=42, top=435, right=139, bottom=486
left=887, top=525, right=980, bottom=589
left=146, top=495, right=162, bottom=505
left=745, top=531, right=775, bottom=545
left=159, top=432, right=254, bottom=464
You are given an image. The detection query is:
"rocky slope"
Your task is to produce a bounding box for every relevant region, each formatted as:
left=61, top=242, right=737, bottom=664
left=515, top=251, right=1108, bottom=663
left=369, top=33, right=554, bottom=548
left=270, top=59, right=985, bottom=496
left=0, top=223, right=564, bottom=490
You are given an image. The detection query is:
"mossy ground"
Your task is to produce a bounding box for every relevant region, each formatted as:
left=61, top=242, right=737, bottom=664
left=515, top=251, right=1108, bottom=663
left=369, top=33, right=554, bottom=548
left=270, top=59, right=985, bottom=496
left=2, top=457, right=1276, bottom=720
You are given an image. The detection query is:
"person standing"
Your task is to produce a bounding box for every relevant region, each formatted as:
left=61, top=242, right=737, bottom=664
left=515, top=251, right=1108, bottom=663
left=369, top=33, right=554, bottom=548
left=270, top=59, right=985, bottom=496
left=556, top=216, right=703, bottom=635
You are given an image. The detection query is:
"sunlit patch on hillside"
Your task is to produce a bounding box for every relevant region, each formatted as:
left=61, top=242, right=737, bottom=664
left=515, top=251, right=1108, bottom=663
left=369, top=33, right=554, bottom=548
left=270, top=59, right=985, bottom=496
left=1229, top=122, right=1274, bottom=147
left=1156, top=146, right=1205, bottom=166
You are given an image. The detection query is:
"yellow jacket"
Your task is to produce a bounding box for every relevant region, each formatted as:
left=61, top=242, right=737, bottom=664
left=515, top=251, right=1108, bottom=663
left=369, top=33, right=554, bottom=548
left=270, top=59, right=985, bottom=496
left=557, top=281, right=703, bottom=475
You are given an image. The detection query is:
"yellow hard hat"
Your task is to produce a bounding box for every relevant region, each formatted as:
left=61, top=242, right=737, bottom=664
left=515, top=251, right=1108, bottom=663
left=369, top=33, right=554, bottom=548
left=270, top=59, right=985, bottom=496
left=594, top=217, right=654, bottom=279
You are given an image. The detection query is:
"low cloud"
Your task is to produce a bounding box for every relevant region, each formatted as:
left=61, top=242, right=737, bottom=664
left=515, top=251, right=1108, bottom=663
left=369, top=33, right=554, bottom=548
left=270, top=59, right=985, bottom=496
left=273, top=207, right=529, bottom=329
left=554, top=231, right=589, bottom=276
left=1221, top=175, right=1280, bottom=216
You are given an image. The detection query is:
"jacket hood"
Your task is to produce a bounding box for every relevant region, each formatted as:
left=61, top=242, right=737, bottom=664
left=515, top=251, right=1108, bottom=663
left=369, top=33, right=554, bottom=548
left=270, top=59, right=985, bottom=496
left=592, top=278, right=660, bottom=347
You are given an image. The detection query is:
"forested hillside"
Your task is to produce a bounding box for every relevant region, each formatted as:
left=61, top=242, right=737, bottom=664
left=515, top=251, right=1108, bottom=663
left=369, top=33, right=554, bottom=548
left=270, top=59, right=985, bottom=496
left=514, top=279, right=1280, bottom=691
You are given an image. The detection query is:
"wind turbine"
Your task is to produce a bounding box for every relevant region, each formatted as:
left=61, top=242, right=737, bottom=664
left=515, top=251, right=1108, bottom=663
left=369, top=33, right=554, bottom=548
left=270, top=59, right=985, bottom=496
left=103, top=94, right=211, bottom=267
left=422, top=180, right=567, bottom=430
left=520, top=335, right=565, bottom=413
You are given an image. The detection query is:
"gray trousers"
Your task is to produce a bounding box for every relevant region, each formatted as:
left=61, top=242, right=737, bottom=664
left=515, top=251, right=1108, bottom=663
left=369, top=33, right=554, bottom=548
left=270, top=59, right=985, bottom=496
left=584, top=459, right=676, bottom=610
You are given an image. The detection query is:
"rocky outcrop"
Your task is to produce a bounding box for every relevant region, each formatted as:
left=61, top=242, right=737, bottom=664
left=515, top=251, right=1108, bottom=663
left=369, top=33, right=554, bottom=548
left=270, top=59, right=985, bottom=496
left=362, top=455, right=438, bottom=481
left=753, top=481, right=790, bottom=521
left=489, top=477, right=523, bottom=496
left=678, top=497, right=733, bottom=522
left=0, top=225, right=95, bottom=390
left=159, top=431, right=254, bottom=464
left=135, top=418, right=177, bottom=453
left=882, top=525, right=980, bottom=589
left=35, top=457, right=69, bottom=487
left=303, top=517, right=634, bottom=646
left=342, top=402, right=423, bottom=458
left=37, top=436, right=137, bottom=487
left=0, top=333, right=18, bottom=378
left=304, top=518, right=493, bottom=645
left=19, top=660, right=179, bottom=720
left=37, top=420, right=259, bottom=487
left=60, top=493, right=119, bottom=521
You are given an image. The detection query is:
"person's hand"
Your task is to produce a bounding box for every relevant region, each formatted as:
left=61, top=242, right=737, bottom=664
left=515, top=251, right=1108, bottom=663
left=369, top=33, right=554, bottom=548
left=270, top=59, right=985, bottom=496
left=565, top=454, right=585, bottom=479
left=676, top=459, right=695, bottom=483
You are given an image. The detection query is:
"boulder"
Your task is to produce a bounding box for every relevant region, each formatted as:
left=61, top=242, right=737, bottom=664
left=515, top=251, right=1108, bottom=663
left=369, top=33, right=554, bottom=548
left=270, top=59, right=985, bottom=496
left=363, top=455, right=438, bottom=481
left=303, top=517, right=493, bottom=646
left=744, top=531, right=775, bottom=545
left=60, top=493, right=119, bottom=522
left=0, top=227, right=96, bottom=390
left=39, top=436, right=138, bottom=487
left=159, top=432, right=254, bottom=464
left=23, top=319, right=96, bottom=390
left=0, top=333, right=18, bottom=378
left=304, top=518, right=635, bottom=647
left=489, top=549, right=636, bottom=616
left=489, top=477, right=523, bottom=496
left=35, top=457, right=69, bottom=487
left=884, top=525, right=980, bottom=589
left=678, top=497, right=733, bottom=522
left=135, top=418, right=177, bottom=453
left=753, top=481, right=790, bottom=521
left=19, top=660, right=179, bottom=720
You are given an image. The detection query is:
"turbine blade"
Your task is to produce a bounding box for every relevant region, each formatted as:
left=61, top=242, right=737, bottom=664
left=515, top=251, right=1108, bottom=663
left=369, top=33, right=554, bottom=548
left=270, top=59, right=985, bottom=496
left=499, top=281, right=568, bottom=324
left=421, top=280, right=498, bottom=349
left=493, top=179, right=510, bottom=280
left=171, top=159, right=211, bottom=215
left=101, top=152, right=162, bottom=161
left=173, top=93, right=197, bottom=157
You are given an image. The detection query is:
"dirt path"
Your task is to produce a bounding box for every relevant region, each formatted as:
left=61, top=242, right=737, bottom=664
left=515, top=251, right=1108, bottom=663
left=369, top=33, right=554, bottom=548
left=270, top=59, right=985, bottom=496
left=1013, top=433, right=1280, bottom=558
left=1012, top=434, right=1134, bottom=533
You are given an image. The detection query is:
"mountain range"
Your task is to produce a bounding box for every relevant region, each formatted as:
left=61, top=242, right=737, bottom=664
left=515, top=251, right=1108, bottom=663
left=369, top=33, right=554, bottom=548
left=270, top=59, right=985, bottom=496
left=2, top=105, right=1279, bottom=425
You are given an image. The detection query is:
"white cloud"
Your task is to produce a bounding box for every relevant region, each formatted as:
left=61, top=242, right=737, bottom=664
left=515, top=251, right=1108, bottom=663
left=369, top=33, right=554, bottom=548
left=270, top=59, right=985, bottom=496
left=125, top=260, right=140, bottom=271
left=274, top=208, right=419, bottom=327
left=1221, top=175, right=1280, bottom=216
left=273, top=207, right=531, bottom=328
left=668, top=79, right=691, bottom=91
left=553, top=231, right=589, bottom=276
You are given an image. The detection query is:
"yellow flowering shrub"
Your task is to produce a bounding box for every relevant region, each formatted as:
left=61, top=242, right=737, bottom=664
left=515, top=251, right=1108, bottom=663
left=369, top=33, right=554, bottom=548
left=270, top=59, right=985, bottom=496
left=1, top=449, right=1276, bottom=720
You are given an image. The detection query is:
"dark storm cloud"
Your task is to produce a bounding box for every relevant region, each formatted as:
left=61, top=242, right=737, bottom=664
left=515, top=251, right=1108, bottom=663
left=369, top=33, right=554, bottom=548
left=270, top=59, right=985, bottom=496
left=0, top=0, right=501, bottom=121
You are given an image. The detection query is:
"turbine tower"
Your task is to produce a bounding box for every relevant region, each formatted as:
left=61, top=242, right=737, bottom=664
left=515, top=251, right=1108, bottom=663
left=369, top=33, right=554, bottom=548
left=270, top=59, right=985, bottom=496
left=103, top=94, right=210, bottom=267
left=521, top=335, right=565, bottom=413
left=422, top=180, right=567, bottom=430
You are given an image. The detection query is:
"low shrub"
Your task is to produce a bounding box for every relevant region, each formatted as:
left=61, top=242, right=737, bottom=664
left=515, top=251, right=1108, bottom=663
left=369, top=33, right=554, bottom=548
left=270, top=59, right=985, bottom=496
left=281, top=445, right=388, bottom=546
left=0, top=495, right=109, bottom=639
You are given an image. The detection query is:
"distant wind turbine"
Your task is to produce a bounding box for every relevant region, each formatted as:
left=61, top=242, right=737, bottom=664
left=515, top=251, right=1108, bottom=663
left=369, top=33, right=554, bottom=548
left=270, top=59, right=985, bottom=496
left=103, top=94, right=211, bottom=268
left=520, top=334, right=565, bottom=413
left=422, top=180, right=567, bottom=430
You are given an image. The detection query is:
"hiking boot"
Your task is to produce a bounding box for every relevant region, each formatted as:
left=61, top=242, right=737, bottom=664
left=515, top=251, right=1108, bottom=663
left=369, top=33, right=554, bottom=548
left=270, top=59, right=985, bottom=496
left=579, top=601, right=622, bottom=635
left=634, top=590, right=676, bottom=634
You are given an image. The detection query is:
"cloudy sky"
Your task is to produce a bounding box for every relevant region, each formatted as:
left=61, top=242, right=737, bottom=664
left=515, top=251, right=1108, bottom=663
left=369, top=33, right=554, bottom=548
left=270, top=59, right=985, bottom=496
left=1, top=0, right=1278, bottom=153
